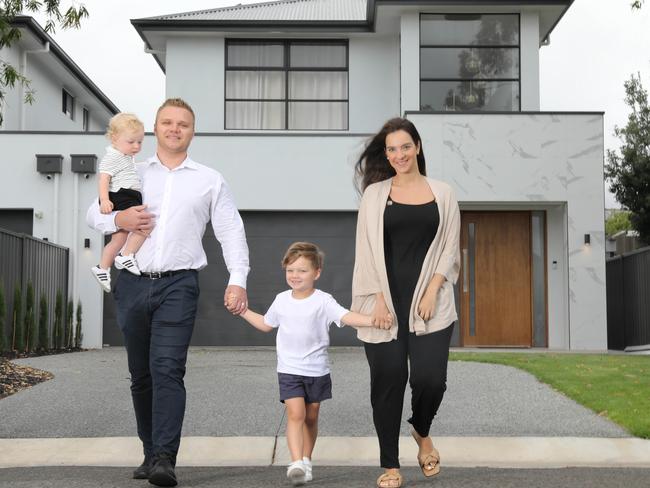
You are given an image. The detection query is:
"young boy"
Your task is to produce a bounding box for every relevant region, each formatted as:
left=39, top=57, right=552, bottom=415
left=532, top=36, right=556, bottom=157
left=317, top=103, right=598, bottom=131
left=90, top=113, right=146, bottom=292
left=235, top=242, right=388, bottom=486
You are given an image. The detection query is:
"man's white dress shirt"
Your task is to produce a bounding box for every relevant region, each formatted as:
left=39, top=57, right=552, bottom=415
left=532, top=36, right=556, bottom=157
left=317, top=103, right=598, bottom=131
left=86, top=155, right=249, bottom=288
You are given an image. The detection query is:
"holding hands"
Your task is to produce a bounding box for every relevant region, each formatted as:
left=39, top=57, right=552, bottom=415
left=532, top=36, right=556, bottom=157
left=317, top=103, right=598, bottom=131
left=225, top=285, right=248, bottom=315
left=372, top=293, right=393, bottom=329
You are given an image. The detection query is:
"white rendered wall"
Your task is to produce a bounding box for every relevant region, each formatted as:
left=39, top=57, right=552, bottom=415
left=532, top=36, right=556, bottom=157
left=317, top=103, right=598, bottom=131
left=409, top=112, right=606, bottom=350
left=166, top=37, right=225, bottom=132
left=400, top=13, right=420, bottom=113
left=0, top=45, right=23, bottom=130
left=520, top=11, right=540, bottom=110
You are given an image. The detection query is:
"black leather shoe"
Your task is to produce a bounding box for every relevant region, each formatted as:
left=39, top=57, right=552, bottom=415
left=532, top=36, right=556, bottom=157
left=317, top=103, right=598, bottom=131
left=132, top=457, right=154, bottom=479
left=148, top=454, right=177, bottom=487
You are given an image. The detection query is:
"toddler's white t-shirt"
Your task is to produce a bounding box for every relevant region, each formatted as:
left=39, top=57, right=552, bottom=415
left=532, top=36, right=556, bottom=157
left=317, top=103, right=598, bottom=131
left=264, top=289, right=348, bottom=377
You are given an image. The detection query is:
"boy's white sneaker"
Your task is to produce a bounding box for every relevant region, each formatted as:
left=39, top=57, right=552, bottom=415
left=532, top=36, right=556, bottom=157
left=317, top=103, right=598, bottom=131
left=114, top=254, right=141, bottom=275
left=91, top=266, right=111, bottom=292
left=287, top=460, right=306, bottom=486
left=302, top=458, right=313, bottom=482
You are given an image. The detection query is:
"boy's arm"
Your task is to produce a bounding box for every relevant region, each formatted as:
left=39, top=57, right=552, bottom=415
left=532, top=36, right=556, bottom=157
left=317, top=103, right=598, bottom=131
left=240, top=309, right=274, bottom=333
left=341, top=311, right=385, bottom=328
left=98, top=174, right=113, bottom=214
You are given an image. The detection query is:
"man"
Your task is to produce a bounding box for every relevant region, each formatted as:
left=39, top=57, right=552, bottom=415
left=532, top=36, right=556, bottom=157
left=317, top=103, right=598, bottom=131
left=87, top=98, right=249, bottom=487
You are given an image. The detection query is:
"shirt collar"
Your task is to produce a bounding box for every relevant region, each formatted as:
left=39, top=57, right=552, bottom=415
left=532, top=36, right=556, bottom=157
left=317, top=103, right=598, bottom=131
left=146, top=153, right=198, bottom=170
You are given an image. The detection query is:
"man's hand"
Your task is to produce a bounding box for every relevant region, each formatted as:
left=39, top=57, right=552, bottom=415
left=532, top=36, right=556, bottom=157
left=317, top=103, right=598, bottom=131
left=100, top=199, right=114, bottom=214
left=224, top=285, right=248, bottom=315
left=114, top=205, right=154, bottom=236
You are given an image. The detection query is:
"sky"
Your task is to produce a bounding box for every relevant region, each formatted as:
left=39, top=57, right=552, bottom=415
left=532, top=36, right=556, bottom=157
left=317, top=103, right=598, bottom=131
left=34, top=0, right=650, bottom=208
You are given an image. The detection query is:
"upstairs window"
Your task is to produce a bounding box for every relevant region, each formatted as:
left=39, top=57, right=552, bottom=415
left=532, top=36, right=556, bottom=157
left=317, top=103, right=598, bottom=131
left=62, top=89, right=74, bottom=119
left=225, top=40, right=349, bottom=130
left=420, top=14, right=520, bottom=111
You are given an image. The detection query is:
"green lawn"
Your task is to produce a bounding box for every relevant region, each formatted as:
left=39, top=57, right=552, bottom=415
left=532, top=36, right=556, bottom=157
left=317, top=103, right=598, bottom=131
left=450, top=352, right=650, bottom=438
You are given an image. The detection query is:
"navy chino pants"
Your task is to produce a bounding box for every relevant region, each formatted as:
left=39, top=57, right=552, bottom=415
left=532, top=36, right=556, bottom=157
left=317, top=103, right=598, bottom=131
left=114, top=270, right=199, bottom=461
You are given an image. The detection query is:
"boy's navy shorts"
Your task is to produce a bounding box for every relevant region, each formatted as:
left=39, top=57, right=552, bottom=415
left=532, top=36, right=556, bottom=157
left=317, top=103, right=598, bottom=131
left=100, top=188, right=142, bottom=211
left=278, top=372, right=332, bottom=404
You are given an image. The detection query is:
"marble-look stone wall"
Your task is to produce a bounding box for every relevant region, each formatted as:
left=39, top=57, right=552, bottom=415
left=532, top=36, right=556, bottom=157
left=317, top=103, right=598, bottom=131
left=410, top=112, right=606, bottom=350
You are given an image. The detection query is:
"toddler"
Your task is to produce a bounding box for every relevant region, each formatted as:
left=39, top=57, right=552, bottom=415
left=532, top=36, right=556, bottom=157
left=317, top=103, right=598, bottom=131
left=235, top=242, right=387, bottom=486
left=91, top=113, right=146, bottom=292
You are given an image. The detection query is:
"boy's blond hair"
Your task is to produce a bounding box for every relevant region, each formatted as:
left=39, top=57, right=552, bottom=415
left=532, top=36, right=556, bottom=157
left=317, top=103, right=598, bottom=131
left=106, top=113, right=144, bottom=139
left=155, top=98, right=195, bottom=126
left=282, top=242, right=324, bottom=270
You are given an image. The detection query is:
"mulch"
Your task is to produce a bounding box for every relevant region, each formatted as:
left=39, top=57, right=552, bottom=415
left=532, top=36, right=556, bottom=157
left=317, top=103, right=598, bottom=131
left=0, top=358, right=54, bottom=400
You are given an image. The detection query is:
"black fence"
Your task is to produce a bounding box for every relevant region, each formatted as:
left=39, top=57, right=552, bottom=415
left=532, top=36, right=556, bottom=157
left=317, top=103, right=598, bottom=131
left=606, top=246, right=650, bottom=350
left=0, top=228, right=69, bottom=350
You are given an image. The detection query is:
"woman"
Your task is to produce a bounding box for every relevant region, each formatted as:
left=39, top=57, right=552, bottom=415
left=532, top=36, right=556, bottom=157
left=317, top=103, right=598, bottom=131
left=352, top=118, right=460, bottom=488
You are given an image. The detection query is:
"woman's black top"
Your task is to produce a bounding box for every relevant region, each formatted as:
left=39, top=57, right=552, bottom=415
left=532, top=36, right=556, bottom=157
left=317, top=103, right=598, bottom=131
left=383, top=198, right=440, bottom=336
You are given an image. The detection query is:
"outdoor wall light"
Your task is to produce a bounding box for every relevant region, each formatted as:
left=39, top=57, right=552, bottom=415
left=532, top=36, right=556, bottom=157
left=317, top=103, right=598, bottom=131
left=584, top=234, right=591, bottom=245
left=84, top=238, right=91, bottom=249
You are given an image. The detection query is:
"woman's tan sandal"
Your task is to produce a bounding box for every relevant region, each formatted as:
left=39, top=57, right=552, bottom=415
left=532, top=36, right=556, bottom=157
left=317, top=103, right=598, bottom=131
left=376, top=471, right=403, bottom=488
left=410, top=428, right=441, bottom=478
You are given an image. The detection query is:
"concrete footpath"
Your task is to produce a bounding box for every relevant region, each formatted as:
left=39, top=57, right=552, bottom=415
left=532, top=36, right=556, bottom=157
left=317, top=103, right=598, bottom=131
left=1, top=348, right=650, bottom=485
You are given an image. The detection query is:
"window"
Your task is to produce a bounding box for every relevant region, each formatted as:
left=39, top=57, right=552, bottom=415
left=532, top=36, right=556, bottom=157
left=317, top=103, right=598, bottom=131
left=82, top=107, right=90, bottom=131
left=420, top=14, right=520, bottom=112
left=62, top=89, right=74, bottom=119
left=225, top=40, right=349, bottom=130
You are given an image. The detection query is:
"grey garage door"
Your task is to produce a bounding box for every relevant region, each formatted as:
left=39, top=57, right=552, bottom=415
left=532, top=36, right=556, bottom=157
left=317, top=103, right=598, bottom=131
left=103, top=211, right=360, bottom=346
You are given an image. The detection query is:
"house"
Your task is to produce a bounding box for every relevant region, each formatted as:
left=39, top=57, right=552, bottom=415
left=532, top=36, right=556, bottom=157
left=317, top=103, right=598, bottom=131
left=0, top=16, right=118, bottom=133
left=2, top=0, right=608, bottom=351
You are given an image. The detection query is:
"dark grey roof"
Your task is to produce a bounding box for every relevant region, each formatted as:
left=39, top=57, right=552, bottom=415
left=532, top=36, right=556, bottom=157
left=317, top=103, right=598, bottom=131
left=11, top=16, right=119, bottom=115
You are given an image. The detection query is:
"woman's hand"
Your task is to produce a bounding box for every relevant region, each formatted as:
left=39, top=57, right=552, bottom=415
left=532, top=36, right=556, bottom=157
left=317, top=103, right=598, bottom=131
left=417, top=288, right=438, bottom=321
left=372, top=294, right=393, bottom=329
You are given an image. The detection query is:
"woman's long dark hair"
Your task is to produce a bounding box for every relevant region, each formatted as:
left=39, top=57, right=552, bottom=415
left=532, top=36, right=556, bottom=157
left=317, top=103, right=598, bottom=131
left=354, top=117, right=427, bottom=193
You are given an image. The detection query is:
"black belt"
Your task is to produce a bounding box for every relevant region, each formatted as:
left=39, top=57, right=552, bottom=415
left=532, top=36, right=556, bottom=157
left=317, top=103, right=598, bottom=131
left=140, top=269, right=191, bottom=279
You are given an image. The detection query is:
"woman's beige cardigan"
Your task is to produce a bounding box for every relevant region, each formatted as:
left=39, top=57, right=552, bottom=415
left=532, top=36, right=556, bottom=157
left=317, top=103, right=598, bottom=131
left=351, top=177, right=461, bottom=343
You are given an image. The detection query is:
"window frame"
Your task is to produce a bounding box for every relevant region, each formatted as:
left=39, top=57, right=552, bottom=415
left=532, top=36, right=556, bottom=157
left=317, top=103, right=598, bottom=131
left=62, top=89, right=75, bottom=120
left=419, top=13, right=521, bottom=112
left=224, top=39, right=350, bottom=131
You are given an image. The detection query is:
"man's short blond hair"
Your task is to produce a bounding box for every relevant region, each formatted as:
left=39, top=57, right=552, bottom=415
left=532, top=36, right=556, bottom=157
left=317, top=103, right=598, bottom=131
left=155, top=98, right=195, bottom=126
left=106, top=113, right=144, bottom=139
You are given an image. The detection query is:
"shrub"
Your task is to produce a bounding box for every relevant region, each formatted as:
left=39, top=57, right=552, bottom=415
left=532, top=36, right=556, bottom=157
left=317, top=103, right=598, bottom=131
left=38, top=293, right=48, bottom=352
left=65, top=298, right=73, bottom=349
left=12, top=285, right=23, bottom=352
left=53, top=291, right=63, bottom=350
left=24, top=283, right=35, bottom=353
left=74, top=301, right=83, bottom=349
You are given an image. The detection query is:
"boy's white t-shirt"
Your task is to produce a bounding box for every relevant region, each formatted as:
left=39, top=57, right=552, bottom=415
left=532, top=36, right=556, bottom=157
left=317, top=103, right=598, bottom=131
left=264, top=289, right=349, bottom=377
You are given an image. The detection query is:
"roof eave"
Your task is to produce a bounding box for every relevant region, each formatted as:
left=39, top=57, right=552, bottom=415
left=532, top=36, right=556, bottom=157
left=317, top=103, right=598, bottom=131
left=11, top=16, right=120, bottom=115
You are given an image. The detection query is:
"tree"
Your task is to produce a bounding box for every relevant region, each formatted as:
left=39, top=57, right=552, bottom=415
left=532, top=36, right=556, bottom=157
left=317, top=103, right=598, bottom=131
left=0, top=1, right=88, bottom=125
left=38, top=293, right=48, bottom=352
left=65, top=298, right=73, bottom=349
left=23, top=282, right=35, bottom=352
left=74, top=300, right=82, bottom=349
left=606, top=211, right=633, bottom=237
left=632, top=1, right=644, bottom=9
left=11, top=284, right=22, bottom=352
left=605, top=73, right=650, bottom=244
left=53, top=290, right=63, bottom=349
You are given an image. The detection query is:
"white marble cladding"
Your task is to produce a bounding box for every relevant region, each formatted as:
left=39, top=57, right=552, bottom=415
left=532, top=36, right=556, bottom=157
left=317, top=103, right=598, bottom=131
left=410, top=112, right=607, bottom=350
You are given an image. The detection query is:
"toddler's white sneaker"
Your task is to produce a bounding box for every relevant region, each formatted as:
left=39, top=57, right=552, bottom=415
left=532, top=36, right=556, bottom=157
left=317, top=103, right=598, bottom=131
left=302, top=457, right=313, bottom=482
left=287, top=460, right=306, bottom=486
left=91, top=266, right=111, bottom=292
left=114, top=254, right=141, bottom=275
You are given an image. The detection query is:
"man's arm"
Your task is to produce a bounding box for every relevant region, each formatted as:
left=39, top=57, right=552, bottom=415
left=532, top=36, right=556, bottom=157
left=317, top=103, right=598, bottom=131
left=86, top=201, right=153, bottom=236
left=211, top=179, right=250, bottom=315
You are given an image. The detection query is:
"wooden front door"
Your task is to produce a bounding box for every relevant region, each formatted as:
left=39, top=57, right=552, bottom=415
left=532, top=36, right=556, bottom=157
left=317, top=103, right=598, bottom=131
left=460, top=212, right=532, bottom=347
